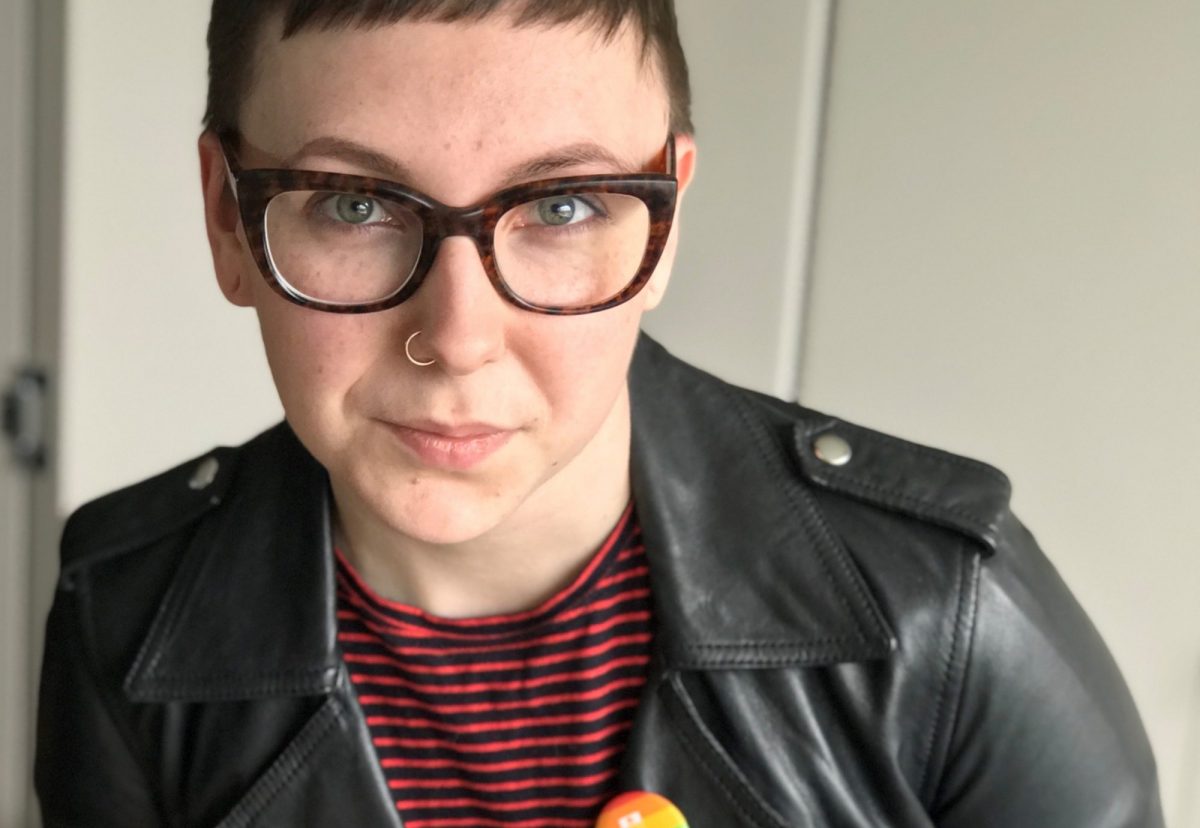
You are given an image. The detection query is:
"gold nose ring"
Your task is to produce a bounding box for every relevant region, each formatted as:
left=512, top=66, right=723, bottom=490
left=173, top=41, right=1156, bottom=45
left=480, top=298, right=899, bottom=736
left=405, top=331, right=436, bottom=367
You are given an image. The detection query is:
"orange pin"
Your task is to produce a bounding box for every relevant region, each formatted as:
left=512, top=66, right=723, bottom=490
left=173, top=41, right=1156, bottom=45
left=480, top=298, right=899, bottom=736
left=596, top=791, right=688, bottom=828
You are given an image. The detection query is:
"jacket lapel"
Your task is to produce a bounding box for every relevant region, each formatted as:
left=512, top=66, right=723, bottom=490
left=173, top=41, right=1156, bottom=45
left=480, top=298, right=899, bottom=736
left=620, top=336, right=896, bottom=826
left=212, top=687, right=402, bottom=828
left=628, top=334, right=895, bottom=668
left=122, top=426, right=401, bottom=825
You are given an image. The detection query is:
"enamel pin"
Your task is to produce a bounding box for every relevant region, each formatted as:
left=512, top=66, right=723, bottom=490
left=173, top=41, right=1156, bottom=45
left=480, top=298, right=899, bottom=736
left=596, top=791, right=688, bottom=828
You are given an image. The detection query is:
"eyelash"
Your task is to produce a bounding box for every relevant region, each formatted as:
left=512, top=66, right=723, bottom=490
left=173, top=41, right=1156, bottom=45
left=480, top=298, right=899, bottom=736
left=306, top=193, right=413, bottom=233
left=517, top=196, right=611, bottom=231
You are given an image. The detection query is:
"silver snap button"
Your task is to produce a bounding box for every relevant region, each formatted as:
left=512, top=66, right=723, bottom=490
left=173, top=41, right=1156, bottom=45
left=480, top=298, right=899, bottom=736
left=813, top=433, right=853, bottom=467
left=188, top=457, right=220, bottom=491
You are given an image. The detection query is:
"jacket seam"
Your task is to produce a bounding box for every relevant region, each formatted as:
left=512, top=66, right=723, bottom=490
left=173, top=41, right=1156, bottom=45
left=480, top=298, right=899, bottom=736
left=918, top=547, right=981, bottom=804
left=134, top=667, right=335, bottom=682
left=854, top=432, right=1009, bottom=487
left=671, top=653, right=881, bottom=670
left=815, top=470, right=996, bottom=542
left=685, top=635, right=875, bottom=649
left=727, top=386, right=889, bottom=643
left=131, top=679, right=336, bottom=703
left=217, top=696, right=345, bottom=828
left=677, top=637, right=887, bottom=668
left=664, top=675, right=789, bottom=828
left=125, top=524, right=221, bottom=691
left=793, top=485, right=890, bottom=637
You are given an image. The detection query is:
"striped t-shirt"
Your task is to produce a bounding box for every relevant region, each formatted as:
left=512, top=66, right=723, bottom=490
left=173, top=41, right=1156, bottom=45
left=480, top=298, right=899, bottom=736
left=334, top=504, right=652, bottom=828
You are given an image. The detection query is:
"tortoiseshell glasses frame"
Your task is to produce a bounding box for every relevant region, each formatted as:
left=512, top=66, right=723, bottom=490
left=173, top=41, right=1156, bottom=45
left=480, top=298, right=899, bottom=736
left=219, top=133, right=679, bottom=315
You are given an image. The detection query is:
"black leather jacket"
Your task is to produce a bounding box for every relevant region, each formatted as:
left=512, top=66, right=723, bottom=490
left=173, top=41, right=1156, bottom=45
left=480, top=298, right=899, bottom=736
left=36, top=336, right=1162, bottom=827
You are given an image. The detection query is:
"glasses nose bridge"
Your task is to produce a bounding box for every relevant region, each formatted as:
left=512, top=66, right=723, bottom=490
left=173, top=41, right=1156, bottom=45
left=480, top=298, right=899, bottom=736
left=419, top=205, right=498, bottom=304
left=428, top=205, right=490, bottom=248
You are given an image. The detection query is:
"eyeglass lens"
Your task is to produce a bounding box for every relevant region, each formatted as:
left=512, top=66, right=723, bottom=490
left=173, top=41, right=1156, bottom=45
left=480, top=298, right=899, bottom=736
left=262, top=190, right=653, bottom=308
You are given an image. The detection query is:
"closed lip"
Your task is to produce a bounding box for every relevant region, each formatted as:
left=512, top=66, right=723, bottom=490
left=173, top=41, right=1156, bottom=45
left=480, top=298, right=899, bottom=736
left=389, top=419, right=513, bottom=438
left=379, top=418, right=517, bottom=471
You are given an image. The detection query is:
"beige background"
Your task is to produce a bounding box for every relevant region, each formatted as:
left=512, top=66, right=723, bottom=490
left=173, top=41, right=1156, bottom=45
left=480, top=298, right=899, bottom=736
left=797, top=5, right=1200, bottom=824
left=0, top=0, right=35, bottom=824
left=31, top=0, right=1200, bottom=825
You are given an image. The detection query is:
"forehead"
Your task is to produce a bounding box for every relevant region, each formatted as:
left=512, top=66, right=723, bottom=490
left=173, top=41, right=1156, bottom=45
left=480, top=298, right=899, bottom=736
left=238, top=13, right=669, bottom=193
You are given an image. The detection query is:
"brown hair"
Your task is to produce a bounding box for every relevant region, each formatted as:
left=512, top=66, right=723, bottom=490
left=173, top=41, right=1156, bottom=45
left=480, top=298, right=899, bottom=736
left=203, top=0, right=693, bottom=136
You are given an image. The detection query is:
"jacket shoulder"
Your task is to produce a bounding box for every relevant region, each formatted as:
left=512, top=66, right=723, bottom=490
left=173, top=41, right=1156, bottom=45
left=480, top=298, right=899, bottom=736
left=789, top=406, right=1013, bottom=555
left=59, top=424, right=290, bottom=575
left=631, top=333, right=1014, bottom=555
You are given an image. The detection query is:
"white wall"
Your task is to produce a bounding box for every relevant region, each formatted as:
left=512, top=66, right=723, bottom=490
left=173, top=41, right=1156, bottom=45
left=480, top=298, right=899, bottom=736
left=643, top=1, right=830, bottom=396
left=58, top=0, right=281, bottom=512
left=802, top=3, right=1200, bottom=823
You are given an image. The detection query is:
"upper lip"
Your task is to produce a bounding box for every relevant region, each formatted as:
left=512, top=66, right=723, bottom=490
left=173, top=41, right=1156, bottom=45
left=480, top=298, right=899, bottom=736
left=388, top=419, right=512, bottom=439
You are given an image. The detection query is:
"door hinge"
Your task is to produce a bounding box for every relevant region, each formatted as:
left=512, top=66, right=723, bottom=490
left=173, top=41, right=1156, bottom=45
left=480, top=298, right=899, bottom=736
left=2, top=366, right=47, bottom=470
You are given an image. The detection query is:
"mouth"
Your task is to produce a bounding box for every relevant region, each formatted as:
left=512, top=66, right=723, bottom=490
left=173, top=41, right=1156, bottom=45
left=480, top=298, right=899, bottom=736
left=382, top=420, right=516, bottom=471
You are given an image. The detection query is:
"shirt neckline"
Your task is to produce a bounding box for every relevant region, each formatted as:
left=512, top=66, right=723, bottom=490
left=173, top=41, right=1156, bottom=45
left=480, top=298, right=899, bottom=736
left=333, top=500, right=638, bottom=634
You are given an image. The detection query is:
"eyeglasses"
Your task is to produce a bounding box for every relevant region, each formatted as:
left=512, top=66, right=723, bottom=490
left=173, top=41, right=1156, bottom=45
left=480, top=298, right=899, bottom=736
left=219, top=134, right=679, bottom=315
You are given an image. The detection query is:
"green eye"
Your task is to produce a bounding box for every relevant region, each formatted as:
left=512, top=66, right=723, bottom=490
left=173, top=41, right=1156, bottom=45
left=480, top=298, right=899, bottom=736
left=536, top=197, right=585, bottom=226
left=335, top=195, right=378, bottom=224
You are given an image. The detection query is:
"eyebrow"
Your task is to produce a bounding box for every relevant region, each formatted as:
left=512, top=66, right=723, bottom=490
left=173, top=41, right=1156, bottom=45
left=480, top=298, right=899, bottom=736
left=283, top=138, right=413, bottom=182
left=281, top=137, right=639, bottom=191
left=500, top=144, right=636, bottom=187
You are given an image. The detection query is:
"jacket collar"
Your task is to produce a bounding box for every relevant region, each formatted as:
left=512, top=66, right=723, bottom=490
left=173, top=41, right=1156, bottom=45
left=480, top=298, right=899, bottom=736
left=125, top=426, right=341, bottom=702
left=126, top=335, right=893, bottom=702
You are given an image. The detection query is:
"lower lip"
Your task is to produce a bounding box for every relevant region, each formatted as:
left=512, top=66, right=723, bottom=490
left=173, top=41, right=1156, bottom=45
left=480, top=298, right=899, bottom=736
left=387, top=424, right=514, bottom=471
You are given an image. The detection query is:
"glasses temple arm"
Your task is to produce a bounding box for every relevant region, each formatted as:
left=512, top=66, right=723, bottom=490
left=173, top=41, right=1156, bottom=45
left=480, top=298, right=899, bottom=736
left=221, top=151, right=241, bottom=206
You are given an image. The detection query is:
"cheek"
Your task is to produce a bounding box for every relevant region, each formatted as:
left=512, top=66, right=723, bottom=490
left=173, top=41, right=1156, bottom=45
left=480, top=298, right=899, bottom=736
left=524, top=308, right=643, bottom=431
left=254, top=299, right=378, bottom=422
left=641, top=225, right=682, bottom=312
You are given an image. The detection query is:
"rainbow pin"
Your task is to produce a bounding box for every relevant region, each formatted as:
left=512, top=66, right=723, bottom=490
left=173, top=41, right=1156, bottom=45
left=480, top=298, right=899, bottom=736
left=596, top=791, right=688, bottom=828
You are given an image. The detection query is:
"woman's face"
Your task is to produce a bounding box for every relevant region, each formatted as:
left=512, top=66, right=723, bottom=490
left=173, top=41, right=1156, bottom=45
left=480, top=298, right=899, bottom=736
left=200, top=13, right=695, bottom=547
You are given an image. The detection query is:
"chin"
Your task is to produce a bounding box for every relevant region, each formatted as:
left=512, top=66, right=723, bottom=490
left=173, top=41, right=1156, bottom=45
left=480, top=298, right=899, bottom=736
left=352, top=467, right=527, bottom=548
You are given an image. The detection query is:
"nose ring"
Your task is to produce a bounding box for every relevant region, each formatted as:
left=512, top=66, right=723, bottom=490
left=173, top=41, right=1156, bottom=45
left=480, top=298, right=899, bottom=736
left=405, top=331, right=436, bottom=367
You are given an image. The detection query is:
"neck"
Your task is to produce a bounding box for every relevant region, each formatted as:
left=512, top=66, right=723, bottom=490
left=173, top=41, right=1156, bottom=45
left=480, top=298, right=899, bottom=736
left=334, top=390, right=634, bottom=619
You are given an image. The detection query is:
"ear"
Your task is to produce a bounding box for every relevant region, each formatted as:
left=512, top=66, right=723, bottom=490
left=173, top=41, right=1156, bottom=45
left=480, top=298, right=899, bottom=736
left=198, top=131, right=255, bottom=307
left=671, top=131, right=698, bottom=199
left=641, top=132, right=697, bottom=311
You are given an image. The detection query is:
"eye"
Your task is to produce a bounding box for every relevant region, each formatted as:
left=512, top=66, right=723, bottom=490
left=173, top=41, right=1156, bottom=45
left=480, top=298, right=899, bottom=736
left=533, top=196, right=600, bottom=227
left=323, top=194, right=388, bottom=225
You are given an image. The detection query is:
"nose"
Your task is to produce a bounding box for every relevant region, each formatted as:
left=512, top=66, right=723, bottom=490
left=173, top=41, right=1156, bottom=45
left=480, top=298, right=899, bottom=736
left=407, top=237, right=509, bottom=375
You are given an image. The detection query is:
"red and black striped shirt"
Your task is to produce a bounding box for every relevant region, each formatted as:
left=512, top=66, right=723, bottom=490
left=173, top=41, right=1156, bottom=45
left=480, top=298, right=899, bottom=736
left=335, top=504, right=652, bottom=828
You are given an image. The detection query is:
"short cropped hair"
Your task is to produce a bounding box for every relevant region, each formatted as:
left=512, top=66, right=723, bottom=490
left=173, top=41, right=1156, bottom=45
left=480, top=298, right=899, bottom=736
left=204, top=0, right=694, bottom=136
